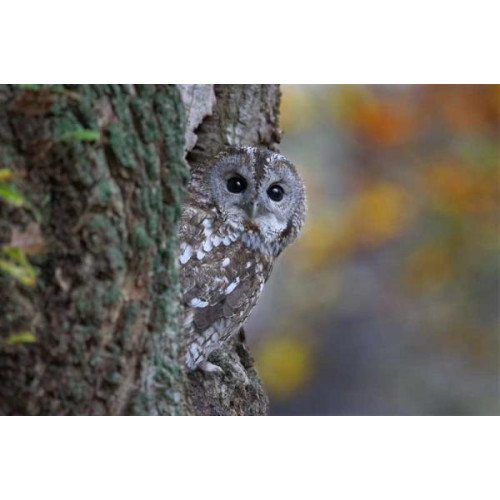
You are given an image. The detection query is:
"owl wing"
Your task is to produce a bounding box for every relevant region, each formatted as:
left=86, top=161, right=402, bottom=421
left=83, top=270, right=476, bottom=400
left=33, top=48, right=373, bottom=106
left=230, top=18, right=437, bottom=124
left=178, top=207, right=268, bottom=337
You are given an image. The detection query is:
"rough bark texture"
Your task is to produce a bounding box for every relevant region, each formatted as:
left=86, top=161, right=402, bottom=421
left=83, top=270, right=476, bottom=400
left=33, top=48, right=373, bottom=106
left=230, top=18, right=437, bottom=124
left=0, top=84, right=280, bottom=415
left=184, top=85, right=281, bottom=415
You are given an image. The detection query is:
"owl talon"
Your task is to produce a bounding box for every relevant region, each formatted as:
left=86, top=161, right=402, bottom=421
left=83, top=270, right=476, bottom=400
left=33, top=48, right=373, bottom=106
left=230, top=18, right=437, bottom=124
left=198, top=361, right=224, bottom=375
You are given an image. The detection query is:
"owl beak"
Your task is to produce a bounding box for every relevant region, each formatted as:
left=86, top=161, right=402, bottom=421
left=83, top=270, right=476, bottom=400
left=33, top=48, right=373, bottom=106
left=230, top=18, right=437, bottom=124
left=245, top=201, right=258, bottom=220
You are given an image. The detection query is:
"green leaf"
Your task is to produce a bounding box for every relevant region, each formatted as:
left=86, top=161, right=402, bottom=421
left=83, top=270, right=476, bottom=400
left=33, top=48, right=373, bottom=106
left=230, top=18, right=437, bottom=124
left=6, top=331, right=36, bottom=345
left=58, top=128, right=101, bottom=142
left=0, top=182, right=26, bottom=207
left=17, top=84, right=41, bottom=90
left=2, top=246, right=25, bottom=261
left=0, top=259, right=36, bottom=286
left=0, top=247, right=37, bottom=286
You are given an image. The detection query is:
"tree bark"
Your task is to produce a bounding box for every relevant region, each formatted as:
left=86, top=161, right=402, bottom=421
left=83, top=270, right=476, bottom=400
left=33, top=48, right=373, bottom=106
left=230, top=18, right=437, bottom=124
left=0, top=84, right=280, bottom=415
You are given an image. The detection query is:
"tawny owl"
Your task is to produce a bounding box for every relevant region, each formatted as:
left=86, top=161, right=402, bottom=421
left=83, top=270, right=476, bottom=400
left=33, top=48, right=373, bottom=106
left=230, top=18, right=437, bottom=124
left=178, top=147, right=306, bottom=373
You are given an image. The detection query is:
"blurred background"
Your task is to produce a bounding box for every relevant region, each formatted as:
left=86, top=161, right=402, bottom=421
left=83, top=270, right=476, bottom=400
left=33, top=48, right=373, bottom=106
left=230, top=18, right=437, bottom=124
left=247, top=85, right=499, bottom=415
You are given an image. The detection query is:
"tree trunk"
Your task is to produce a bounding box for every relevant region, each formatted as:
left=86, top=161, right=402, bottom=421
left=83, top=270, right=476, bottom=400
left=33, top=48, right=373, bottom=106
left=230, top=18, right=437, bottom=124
left=0, top=84, right=281, bottom=415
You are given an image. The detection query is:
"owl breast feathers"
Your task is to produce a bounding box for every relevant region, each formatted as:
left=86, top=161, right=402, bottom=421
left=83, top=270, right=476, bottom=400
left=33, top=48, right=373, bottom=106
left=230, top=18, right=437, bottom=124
left=178, top=146, right=306, bottom=373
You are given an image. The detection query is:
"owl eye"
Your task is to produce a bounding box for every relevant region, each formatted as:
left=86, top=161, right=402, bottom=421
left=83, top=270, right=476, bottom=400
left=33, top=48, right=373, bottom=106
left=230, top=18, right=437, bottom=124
left=226, top=176, right=247, bottom=194
left=267, top=184, right=284, bottom=202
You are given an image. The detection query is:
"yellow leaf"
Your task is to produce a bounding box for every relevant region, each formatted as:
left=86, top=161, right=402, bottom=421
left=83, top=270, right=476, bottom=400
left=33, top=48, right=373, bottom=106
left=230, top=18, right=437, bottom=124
left=256, top=336, right=312, bottom=398
left=344, top=181, right=415, bottom=247
left=6, top=331, right=36, bottom=345
left=0, top=168, right=13, bottom=181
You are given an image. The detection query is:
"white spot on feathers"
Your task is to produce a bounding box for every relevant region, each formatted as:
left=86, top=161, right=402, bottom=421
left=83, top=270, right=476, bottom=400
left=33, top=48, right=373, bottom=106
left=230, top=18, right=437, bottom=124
left=202, top=219, right=213, bottom=238
left=196, top=248, right=205, bottom=260
left=225, top=278, right=240, bottom=295
left=222, top=257, right=230, bottom=267
left=179, top=244, right=193, bottom=264
left=190, top=298, right=209, bottom=308
left=203, top=238, right=213, bottom=252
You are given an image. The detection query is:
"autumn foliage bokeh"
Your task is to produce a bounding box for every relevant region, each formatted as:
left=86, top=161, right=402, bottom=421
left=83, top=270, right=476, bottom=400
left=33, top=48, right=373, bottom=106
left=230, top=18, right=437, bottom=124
left=247, top=85, right=499, bottom=415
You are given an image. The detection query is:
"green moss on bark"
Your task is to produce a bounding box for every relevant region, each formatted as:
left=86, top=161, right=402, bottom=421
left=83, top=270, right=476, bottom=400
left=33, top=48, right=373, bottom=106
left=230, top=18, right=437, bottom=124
left=0, top=84, right=189, bottom=415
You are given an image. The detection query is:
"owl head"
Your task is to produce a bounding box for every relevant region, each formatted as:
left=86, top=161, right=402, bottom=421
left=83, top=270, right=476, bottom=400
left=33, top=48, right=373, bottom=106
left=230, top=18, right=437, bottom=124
left=189, top=147, right=306, bottom=256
